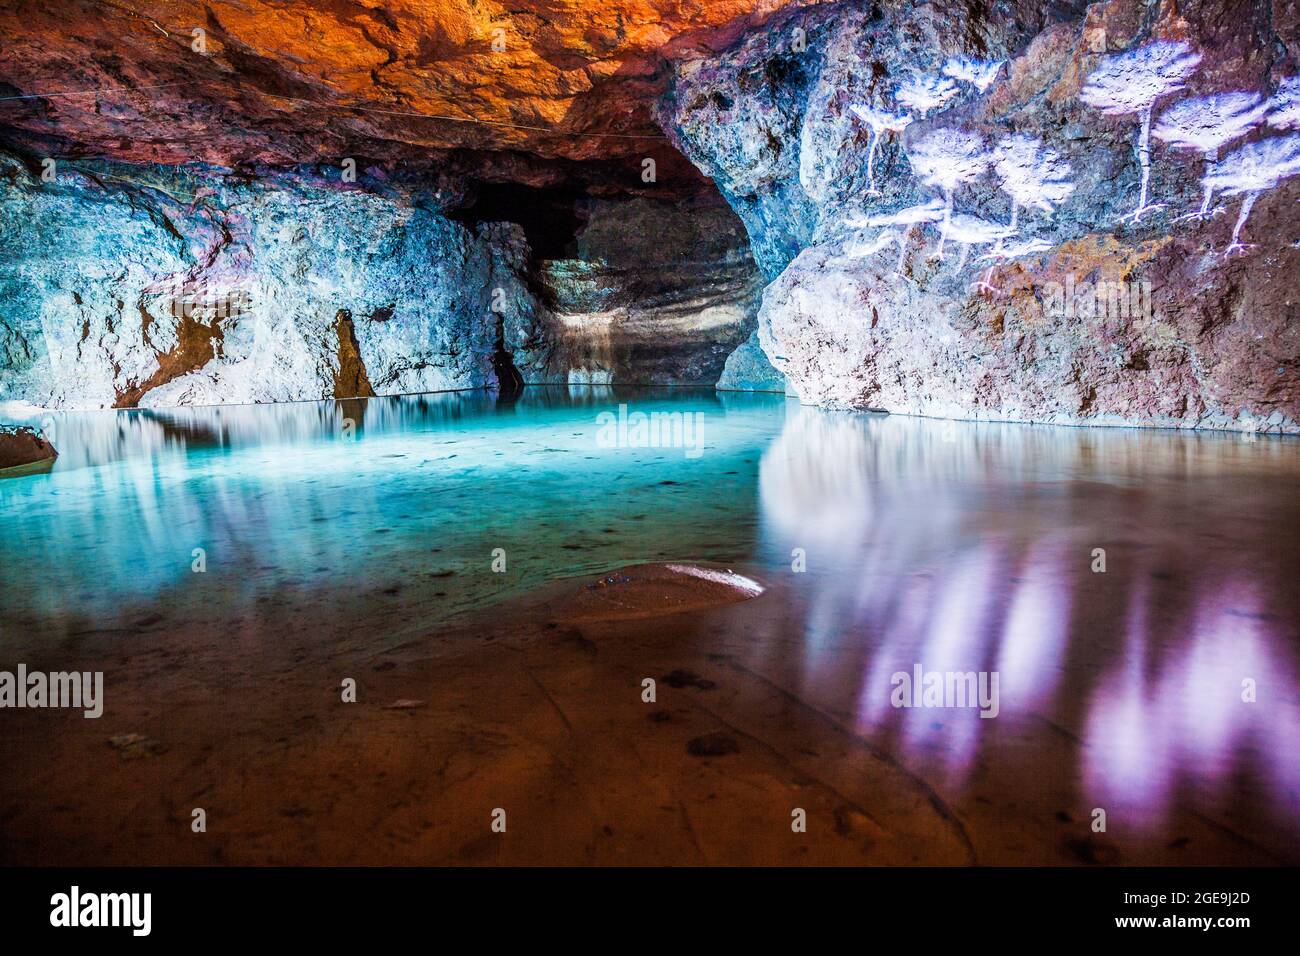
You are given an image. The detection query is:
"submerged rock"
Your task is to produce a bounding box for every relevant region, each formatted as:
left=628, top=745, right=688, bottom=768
left=0, top=425, right=56, bottom=475
left=555, top=562, right=765, bottom=623
left=661, top=0, right=1300, bottom=433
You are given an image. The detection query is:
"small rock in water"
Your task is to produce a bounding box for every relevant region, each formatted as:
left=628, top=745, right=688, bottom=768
left=0, top=425, right=57, bottom=476
left=108, top=734, right=167, bottom=758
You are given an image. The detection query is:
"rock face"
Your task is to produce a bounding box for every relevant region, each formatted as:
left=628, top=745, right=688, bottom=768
left=716, top=330, right=788, bottom=393
left=0, top=155, right=548, bottom=408
left=3, top=0, right=1298, bottom=427
left=0, top=150, right=768, bottom=407
left=660, top=0, right=1300, bottom=432
left=0, top=425, right=56, bottom=473
left=537, top=195, right=765, bottom=384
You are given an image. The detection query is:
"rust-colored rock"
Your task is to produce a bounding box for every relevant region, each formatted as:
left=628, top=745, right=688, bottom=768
left=0, top=424, right=57, bottom=475
left=0, top=0, right=821, bottom=170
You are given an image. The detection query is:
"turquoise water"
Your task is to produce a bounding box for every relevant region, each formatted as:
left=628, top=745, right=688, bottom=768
left=3, top=386, right=1300, bottom=840
left=0, top=388, right=784, bottom=628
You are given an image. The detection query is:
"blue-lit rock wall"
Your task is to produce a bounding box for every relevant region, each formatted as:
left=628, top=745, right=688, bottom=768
left=660, top=0, right=1300, bottom=433
left=0, top=156, right=552, bottom=409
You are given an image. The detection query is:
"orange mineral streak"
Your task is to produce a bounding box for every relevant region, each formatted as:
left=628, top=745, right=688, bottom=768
left=0, top=0, right=822, bottom=165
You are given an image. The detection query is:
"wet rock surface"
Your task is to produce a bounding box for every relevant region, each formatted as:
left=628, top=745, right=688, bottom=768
left=0, top=156, right=543, bottom=408
left=0, top=424, right=56, bottom=472
left=555, top=563, right=766, bottom=623
left=716, top=329, right=789, bottom=393
left=1, top=0, right=1296, bottom=424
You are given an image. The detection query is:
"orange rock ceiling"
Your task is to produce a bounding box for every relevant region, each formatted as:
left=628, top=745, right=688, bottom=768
left=0, top=0, right=819, bottom=170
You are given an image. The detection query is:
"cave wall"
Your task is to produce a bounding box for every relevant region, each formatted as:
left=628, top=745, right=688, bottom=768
left=537, top=194, right=767, bottom=385
left=0, top=155, right=551, bottom=409
left=0, top=0, right=798, bottom=410
left=659, top=0, right=1300, bottom=433
left=3, top=0, right=1297, bottom=425
left=0, top=153, right=767, bottom=409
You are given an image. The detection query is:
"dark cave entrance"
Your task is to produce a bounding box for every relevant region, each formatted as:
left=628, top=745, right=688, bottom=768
left=452, top=181, right=592, bottom=399
left=449, top=171, right=764, bottom=391
left=450, top=181, right=590, bottom=265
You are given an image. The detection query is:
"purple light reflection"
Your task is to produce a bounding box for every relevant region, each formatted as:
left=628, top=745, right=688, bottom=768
left=756, top=406, right=1300, bottom=854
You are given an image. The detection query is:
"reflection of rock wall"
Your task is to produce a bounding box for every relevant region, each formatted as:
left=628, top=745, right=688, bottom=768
left=661, top=0, right=1300, bottom=433
left=0, top=156, right=546, bottom=409
left=756, top=404, right=1300, bottom=831
left=537, top=195, right=765, bottom=385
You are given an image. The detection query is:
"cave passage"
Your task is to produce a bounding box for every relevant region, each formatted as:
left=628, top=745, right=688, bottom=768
left=450, top=181, right=590, bottom=264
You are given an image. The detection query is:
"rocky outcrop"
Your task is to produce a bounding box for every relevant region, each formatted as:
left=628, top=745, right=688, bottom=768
left=537, top=194, right=765, bottom=384
left=716, top=330, right=788, bottom=393
left=661, top=0, right=1300, bottom=432
left=4, top=0, right=1297, bottom=427
left=0, top=155, right=550, bottom=408
left=0, top=152, right=767, bottom=407
left=0, top=424, right=56, bottom=474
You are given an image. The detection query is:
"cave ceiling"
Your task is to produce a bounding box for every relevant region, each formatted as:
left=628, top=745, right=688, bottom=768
left=0, top=0, right=823, bottom=192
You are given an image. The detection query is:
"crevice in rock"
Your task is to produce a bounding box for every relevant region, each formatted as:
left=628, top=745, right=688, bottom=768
left=450, top=181, right=587, bottom=266
left=491, top=311, right=525, bottom=402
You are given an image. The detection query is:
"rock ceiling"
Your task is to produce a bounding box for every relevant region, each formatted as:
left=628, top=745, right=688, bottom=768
left=0, top=0, right=821, bottom=179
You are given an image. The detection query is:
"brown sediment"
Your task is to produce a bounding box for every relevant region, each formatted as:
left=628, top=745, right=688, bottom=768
left=333, top=309, right=376, bottom=399
left=552, top=562, right=764, bottom=623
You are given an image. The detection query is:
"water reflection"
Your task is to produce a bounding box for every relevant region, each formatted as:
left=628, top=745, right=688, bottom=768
left=758, top=406, right=1300, bottom=836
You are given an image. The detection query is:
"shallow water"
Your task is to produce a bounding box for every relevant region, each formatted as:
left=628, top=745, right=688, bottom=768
left=2, top=386, right=1299, bottom=858
left=1, top=388, right=779, bottom=626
